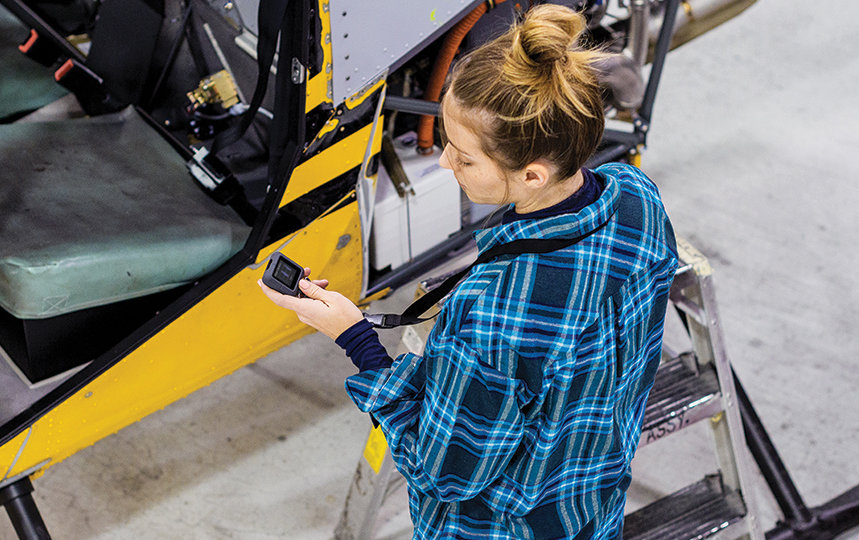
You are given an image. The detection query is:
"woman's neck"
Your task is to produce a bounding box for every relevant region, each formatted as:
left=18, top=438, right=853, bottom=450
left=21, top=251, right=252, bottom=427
left=513, top=169, right=585, bottom=214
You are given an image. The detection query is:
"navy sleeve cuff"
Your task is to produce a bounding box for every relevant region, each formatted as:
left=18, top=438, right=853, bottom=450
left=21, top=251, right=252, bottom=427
left=335, top=318, right=394, bottom=372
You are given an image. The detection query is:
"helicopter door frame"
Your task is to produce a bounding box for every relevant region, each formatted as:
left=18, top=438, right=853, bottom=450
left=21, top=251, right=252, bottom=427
left=0, top=0, right=311, bottom=449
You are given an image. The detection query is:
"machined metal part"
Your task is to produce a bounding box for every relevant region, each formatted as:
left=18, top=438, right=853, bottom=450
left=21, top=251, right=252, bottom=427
left=205, top=0, right=243, bottom=31
left=380, top=136, right=415, bottom=198
left=187, top=70, right=241, bottom=109
left=649, top=0, right=758, bottom=51
left=384, top=95, right=440, bottom=117
left=291, top=58, right=306, bottom=84
left=625, top=0, right=649, bottom=67
left=327, top=0, right=481, bottom=103
left=202, top=22, right=247, bottom=103
left=231, top=0, right=260, bottom=35
left=357, top=81, right=388, bottom=298
left=187, top=147, right=225, bottom=190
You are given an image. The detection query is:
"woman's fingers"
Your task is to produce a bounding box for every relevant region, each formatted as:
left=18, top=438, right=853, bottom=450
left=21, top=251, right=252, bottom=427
left=297, top=278, right=327, bottom=300
left=258, top=280, right=302, bottom=309
left=302, top=267, right=329, bottom=289
left=258, top=278, right=364, bottom=340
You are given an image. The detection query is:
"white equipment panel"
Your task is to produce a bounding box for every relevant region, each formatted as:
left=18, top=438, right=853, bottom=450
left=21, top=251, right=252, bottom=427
left=370, top=134, right=461, bottom=271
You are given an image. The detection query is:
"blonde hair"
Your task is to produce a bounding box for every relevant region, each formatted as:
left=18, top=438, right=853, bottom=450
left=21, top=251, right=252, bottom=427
left=445, top=4, right=606, bottom=180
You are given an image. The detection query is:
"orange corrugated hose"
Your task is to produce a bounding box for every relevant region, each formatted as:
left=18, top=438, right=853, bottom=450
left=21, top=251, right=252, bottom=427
left=416, top=0, right=508, bottom=154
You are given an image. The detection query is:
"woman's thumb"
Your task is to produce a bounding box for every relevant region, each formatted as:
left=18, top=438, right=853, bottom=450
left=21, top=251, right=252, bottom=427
left=298, top=278, right=325, bottom=299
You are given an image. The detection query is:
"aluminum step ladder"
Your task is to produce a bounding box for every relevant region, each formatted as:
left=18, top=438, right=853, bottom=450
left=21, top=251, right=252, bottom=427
left=335, top=238, right=763, bottom=540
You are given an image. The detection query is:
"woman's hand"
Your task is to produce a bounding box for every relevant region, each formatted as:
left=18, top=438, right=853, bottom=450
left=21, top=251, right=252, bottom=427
left=257, top=268, right=364, bottom=340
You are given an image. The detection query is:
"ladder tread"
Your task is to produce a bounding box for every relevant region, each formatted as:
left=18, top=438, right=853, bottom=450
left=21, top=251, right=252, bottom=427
left=623, top=474, right=747, bottom=540
left=640, top=355, right=722, bottom=447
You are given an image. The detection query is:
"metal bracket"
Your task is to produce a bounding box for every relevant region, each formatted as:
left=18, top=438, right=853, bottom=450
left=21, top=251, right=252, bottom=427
left=186, top=147, right=225, bottom=191
left=291, top=57, right=306, bottom=84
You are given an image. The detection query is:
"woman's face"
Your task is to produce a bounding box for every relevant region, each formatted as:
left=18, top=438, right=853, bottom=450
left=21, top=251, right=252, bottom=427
left=438, top=97, right=510, bottom=206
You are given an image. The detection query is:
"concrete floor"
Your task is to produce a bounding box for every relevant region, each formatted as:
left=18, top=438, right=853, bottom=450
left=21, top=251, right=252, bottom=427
left=2, top=0, right=859, bottom=538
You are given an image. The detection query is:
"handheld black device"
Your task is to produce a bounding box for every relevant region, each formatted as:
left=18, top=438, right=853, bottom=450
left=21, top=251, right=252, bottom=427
left=262, top=253, right=304, bottom=296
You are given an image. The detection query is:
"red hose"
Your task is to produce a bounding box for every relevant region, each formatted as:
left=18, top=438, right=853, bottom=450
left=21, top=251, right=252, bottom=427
left=417, top=0, right=507, bottom=154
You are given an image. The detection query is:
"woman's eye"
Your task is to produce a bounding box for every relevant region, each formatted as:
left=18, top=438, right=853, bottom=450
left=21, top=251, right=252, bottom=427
left=456, top=157, right=471, bottom=167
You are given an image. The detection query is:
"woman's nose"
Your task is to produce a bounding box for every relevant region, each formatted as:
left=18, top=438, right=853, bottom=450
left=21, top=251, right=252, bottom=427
left=439, top=145, right=452, bottom=170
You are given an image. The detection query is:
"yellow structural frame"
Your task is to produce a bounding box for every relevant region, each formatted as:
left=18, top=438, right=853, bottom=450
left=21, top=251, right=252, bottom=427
left=0, top=0, right=385, bottom=486
left=0, top=199, right=364, bottom=483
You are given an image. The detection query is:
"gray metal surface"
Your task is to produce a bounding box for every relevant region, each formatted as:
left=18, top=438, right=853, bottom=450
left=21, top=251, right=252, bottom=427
left=231, top=0, right=260, bottom=35
left=624, top=474, right=747, bottom=540
left=328, top=0, right=479, bottom=103
left=639, top=355, right=723, bottom=448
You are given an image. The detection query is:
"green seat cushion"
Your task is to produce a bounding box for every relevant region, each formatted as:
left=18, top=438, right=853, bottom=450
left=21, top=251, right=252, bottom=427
left=0, top=108, right=251, bottom=319
left=0, top=6, right=69, bottom=120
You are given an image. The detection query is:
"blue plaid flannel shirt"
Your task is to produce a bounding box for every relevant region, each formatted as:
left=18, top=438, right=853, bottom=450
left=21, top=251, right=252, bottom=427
left=345, top=163, right=678, bottom=538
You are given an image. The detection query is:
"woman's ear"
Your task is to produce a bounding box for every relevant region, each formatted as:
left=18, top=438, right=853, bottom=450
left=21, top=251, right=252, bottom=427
left=521, top=160, right=554, bottom=190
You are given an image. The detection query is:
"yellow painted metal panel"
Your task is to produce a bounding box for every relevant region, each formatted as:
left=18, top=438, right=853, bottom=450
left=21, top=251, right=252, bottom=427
left=306, top=74, right=328, bottom=112
left=280, top=121, right=382, bottom=207
left=0, top=202, right=363, bottom=480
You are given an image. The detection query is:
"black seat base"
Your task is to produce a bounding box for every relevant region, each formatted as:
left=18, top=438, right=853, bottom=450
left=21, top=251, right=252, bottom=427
left=0, top=286, right=186, bottom=384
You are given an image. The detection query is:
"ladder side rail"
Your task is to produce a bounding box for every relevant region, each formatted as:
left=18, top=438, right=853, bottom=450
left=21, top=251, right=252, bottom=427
left=693, top=270, right=764, bottom=539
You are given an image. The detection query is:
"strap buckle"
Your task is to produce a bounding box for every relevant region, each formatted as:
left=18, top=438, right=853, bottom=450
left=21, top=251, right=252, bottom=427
left=18, top=29, right=60, bottom=66
left=363, top=313, right=401, bottom=329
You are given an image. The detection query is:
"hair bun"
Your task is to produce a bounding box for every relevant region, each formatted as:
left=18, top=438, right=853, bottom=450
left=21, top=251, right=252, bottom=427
left=515, top=4, right=585, bottom=67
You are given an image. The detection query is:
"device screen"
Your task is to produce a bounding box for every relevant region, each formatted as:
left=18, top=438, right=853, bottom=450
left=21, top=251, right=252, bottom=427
left=273, top=260, right=300, bottom=289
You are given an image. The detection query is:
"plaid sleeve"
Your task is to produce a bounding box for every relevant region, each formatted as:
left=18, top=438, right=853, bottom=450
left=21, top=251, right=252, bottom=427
left=344, top=329, right=524, bottom=501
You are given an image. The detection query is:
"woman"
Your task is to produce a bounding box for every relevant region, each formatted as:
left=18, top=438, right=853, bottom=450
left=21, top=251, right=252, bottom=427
left=260, top=5, right=677, bottom=538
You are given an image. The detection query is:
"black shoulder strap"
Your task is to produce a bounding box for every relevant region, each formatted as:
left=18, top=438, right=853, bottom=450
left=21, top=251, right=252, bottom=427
left=365, top=218, right=612, bottom=329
